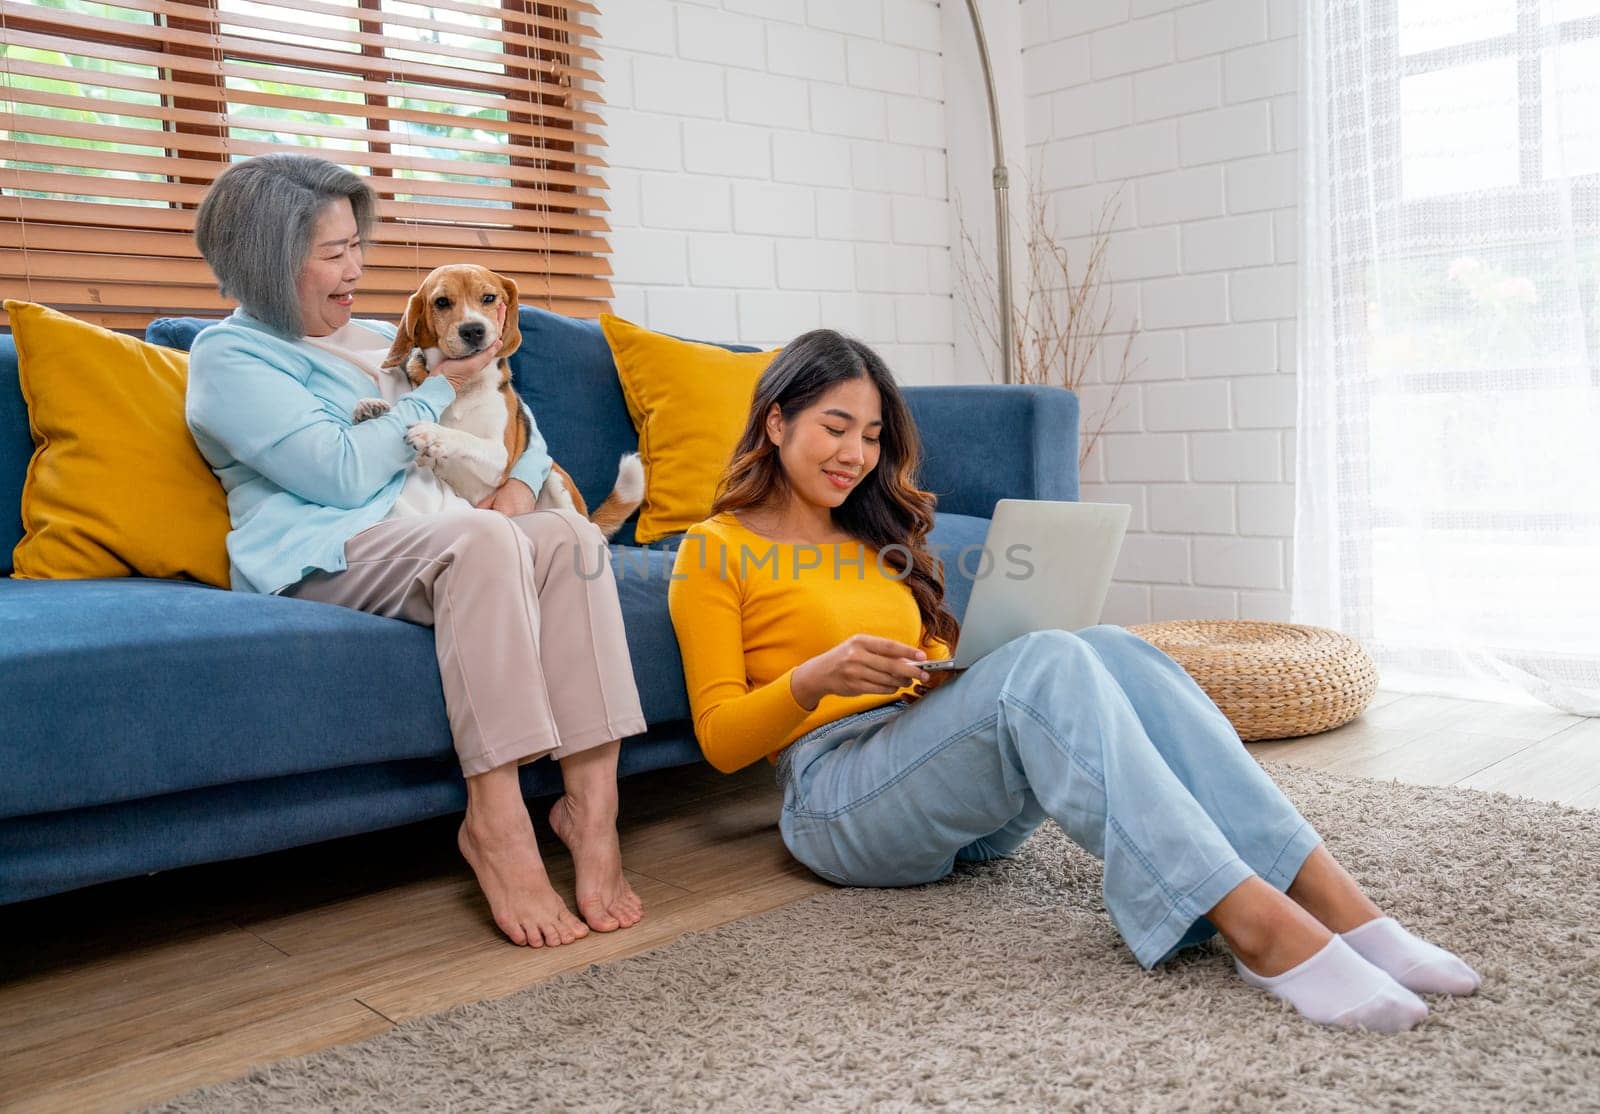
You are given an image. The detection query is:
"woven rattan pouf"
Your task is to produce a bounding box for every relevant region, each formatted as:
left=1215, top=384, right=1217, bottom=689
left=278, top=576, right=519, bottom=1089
left=1124, top=620, right=1379, bottom=741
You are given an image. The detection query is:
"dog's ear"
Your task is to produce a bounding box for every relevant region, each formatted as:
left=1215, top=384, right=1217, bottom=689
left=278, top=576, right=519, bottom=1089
left=495, top=274, right=521, bottom=358
left=383, top=288, right=429, bottom=369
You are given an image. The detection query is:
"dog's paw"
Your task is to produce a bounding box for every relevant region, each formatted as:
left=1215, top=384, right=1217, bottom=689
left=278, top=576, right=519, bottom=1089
left=405, top=422, right=452, bottom=467
left=405, top=350, right=430, bottom=383
left=352, top=397, right=392, bottom=424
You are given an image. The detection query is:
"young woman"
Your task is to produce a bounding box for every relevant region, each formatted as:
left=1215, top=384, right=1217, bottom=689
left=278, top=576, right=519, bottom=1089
left=667, top=329, right=1479, bottom=1031
left=187, top=154, right=644, bottom=948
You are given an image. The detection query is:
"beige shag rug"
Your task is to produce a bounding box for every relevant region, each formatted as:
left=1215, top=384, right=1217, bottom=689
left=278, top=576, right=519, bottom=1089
left=154, top=764, right=1600, bottom=1113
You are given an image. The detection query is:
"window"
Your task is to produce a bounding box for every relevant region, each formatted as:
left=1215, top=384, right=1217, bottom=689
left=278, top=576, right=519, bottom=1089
left=1, top=0, right=611, bottom=329
left=1362, top=0, right=1600, bottom=386
left=1299, top=0, right=1600, bottom=707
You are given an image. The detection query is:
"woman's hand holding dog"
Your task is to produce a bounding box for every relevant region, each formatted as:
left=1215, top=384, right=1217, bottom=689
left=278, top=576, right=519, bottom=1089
left=790, top=635, right=931, bottom=712
left=428, top=301, right=509, bottom=392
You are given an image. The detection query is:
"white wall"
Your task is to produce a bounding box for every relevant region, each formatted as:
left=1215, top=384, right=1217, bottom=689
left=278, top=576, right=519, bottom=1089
left=595, top=0, right=1302, bottom=621
left=596, top=0, right=958, bottom=385
left=1021, top=0, right=1301, bottom=625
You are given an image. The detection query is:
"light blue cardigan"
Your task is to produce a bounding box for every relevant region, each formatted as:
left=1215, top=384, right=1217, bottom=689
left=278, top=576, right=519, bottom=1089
left=186, top=309, right=554, bottom=595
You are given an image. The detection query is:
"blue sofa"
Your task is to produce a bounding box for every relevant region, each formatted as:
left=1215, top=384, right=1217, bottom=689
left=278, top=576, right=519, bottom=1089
left=0, top=306, right=1079, bottom=904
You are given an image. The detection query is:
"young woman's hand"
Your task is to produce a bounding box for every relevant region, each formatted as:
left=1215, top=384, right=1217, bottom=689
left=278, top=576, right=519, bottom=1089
left=430, top=301, right=509, bottom=391
left=904, top=667, right=959, bottom=703
left=790, top=635, right=930, bottom=711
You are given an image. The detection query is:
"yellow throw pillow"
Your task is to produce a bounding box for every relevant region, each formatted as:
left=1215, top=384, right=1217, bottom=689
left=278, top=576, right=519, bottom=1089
left=602, top=314, right=779, bottom=544
left=6, top=300, right=232, bottom=587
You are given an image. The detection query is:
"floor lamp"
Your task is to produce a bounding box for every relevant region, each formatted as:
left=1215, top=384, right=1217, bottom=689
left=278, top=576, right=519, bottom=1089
left=964, top=0, right=1015, bottom=385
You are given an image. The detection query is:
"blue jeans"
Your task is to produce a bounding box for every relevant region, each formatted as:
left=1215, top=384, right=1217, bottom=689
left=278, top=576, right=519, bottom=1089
left=776, top=626, right=1322, bottom=968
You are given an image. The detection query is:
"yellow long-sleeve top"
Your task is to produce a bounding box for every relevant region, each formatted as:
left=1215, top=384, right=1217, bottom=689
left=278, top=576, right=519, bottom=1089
left=667, top=513, right=951, bottom=773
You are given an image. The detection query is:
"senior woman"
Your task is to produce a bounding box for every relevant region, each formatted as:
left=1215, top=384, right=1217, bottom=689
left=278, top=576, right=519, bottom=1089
left=185, top=153, right=645, bottom=948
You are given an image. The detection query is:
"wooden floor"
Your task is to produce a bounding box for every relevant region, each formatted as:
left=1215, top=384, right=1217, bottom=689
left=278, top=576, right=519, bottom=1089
left=4, top=689, right=1598, bottom=1112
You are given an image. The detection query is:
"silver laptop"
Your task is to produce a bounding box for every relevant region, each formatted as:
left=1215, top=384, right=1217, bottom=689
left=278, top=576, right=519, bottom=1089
left=923, top=499, right=1131, bottom=671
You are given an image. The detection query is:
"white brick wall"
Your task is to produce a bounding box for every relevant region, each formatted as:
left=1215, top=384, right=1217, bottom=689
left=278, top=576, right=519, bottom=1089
left=595, top=0, right=1302, bottom=616
left=597, top=0, right=955, bottom=383
left=1022, top=0, right=1300, bottom=625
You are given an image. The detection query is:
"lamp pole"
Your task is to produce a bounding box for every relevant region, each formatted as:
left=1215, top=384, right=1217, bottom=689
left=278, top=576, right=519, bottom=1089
left=964, top=0, right=1015, bottom=385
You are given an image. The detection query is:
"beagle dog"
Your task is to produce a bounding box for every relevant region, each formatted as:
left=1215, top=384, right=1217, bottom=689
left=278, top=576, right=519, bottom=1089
left=354, top=264, right=642, bottom=538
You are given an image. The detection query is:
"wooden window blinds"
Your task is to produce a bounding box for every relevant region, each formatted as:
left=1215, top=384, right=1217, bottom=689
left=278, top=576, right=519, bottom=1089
left=0, top=0, right=611, bottom=330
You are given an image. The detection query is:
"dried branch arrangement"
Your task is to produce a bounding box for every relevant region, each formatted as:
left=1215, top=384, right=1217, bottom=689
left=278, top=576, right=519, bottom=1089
left=954, top=183, right=1142, bottom=473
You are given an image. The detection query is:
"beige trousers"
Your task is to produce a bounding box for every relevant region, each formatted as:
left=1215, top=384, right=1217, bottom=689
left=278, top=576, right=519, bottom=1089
left=281, top=507, right=647, bottom=777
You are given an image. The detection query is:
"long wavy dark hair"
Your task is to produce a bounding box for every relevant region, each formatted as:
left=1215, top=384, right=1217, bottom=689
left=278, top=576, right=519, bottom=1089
left=711, top=329, right=960, bottom=650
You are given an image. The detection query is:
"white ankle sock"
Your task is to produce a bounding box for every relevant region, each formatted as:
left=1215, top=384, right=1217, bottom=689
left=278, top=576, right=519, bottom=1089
left=1341, top=916, right=1482, bottom=996
left=1234, top=935, right=1427, bottom=1032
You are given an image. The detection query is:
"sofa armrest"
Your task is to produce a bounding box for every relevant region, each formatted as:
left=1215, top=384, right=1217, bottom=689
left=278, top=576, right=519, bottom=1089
left=903, top=384, right=1080, bottom=519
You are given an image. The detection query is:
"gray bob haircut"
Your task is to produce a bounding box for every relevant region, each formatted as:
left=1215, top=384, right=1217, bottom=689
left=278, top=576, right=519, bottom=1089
left=194, top=154, right=376, bottom=339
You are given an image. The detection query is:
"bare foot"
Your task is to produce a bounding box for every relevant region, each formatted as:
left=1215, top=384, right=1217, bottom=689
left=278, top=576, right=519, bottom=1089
left=549, top=794, right=642, bottom=933
left=458, top=811, right=590, bottom=948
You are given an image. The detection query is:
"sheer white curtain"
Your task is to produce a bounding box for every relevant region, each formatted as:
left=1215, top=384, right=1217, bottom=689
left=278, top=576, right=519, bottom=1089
left=1296, top=0, right=1600, bottom=713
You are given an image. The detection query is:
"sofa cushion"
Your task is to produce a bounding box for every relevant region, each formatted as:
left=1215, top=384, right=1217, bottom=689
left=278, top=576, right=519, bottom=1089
left=0, top=545, right=687, bottom=821
left=602, top=314, right=780, bottom=545
left=510, top=307, right=763, bottom=547
left=609, top=543, right=690, bottom=725
left=0, top=576, right=452, bottom=820
left=505, top=306, right=647, bottom=542
left=6, top=301, right=233, bottom=587
left=143, top=316, right=215, bottom=351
